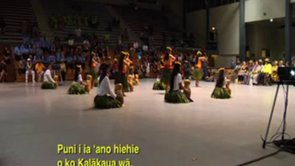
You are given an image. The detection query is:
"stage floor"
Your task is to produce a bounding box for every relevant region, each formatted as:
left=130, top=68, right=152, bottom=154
left=0, top=80, right=294, bottom=166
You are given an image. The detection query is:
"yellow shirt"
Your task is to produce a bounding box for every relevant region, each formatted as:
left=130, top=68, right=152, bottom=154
left=35, top=63, right=45, bottom=73
left=262, top=64, right=273, bottom=75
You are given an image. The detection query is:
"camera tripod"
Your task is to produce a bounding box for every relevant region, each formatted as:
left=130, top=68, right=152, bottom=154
left=262, top=82, right=295, bottom=153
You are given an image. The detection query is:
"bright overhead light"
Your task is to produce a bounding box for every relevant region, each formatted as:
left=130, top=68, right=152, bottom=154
left=211, top=27, right=216, bottom=31
left=270, top=18, right=274, bottom=22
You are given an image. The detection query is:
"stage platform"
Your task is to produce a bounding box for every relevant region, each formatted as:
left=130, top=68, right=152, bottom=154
left=0, top=80, right=294, bottom=166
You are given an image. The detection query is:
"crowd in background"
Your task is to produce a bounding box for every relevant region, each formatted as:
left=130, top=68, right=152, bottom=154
left=230, top=58, right=289, bottom=86
left=4, top=31, right=295, bottom=85
left=1, top=21, right=295, bottom=86
left=10, top=33, right=211, bottom=84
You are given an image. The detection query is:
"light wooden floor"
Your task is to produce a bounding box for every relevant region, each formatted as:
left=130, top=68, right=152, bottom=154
left=0, top=80, right=294, bottom=166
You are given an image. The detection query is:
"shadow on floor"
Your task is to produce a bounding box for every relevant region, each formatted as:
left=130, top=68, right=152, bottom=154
left=83, top=107, right=120, bottom=112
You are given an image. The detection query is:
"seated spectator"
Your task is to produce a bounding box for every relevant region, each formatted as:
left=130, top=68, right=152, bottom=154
left=243, top=60, right=254, bottom=85
left=259, top=58, right=273, bottom=86
left=252, top=60, right=263, bottom=85
left=271, top=61, right=279, bottom=82
left=237, top=61, right=247, bottom=84
left=279, top=60, right=285, bottom=67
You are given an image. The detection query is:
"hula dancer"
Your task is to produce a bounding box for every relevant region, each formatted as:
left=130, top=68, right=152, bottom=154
left=161, top=47, right=175, bottom=91
left=67, top=66, right=89, bottom=94
left=193, top=65, right=203, bottom=87
left=115, top=51, right=131, bottom=92
left=90, top=52, right=99, bottom=87
left=164, top=62, right=190, bottom=104
left=94, top=64, right=122, bottom=109
left=183, top=79, right=193, bottom=102
left=211, top=68, right=231, bottom=99
left=68, top=64, right=89, bottom=94
left=42, top=64, right=57, bottom=89
left=115, top=83, right=124, bottom=105
left=193, top=51, right=205, bottom=87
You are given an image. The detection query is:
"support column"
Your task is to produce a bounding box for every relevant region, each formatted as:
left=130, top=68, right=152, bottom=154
left=285, top=0, right=293, bottom=66
left=205, top=0, right=211, bottom=49
left=239, top=0, right=246, bottom=62
left=183, top=0, right=186, bottom=29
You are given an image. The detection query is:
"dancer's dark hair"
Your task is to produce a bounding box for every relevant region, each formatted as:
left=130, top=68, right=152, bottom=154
left=216, top=69, right=225, bottom=88
left=169, top=63, right=181, bottom=92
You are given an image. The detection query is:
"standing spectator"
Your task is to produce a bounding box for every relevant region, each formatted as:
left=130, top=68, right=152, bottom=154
left=35, top=60, right=45, bottom=82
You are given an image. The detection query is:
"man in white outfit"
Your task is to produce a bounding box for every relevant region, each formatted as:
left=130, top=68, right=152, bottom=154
left=25, top=58, right=35, bottom=83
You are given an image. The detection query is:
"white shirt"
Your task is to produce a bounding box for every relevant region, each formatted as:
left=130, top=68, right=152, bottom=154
left=43, top=69, right=55, bottom=83
left=173, top=73, right=182, bottom=91
left=77, top=74, right=83, bottom=83
left=97, top=76, right=116, bottom=98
